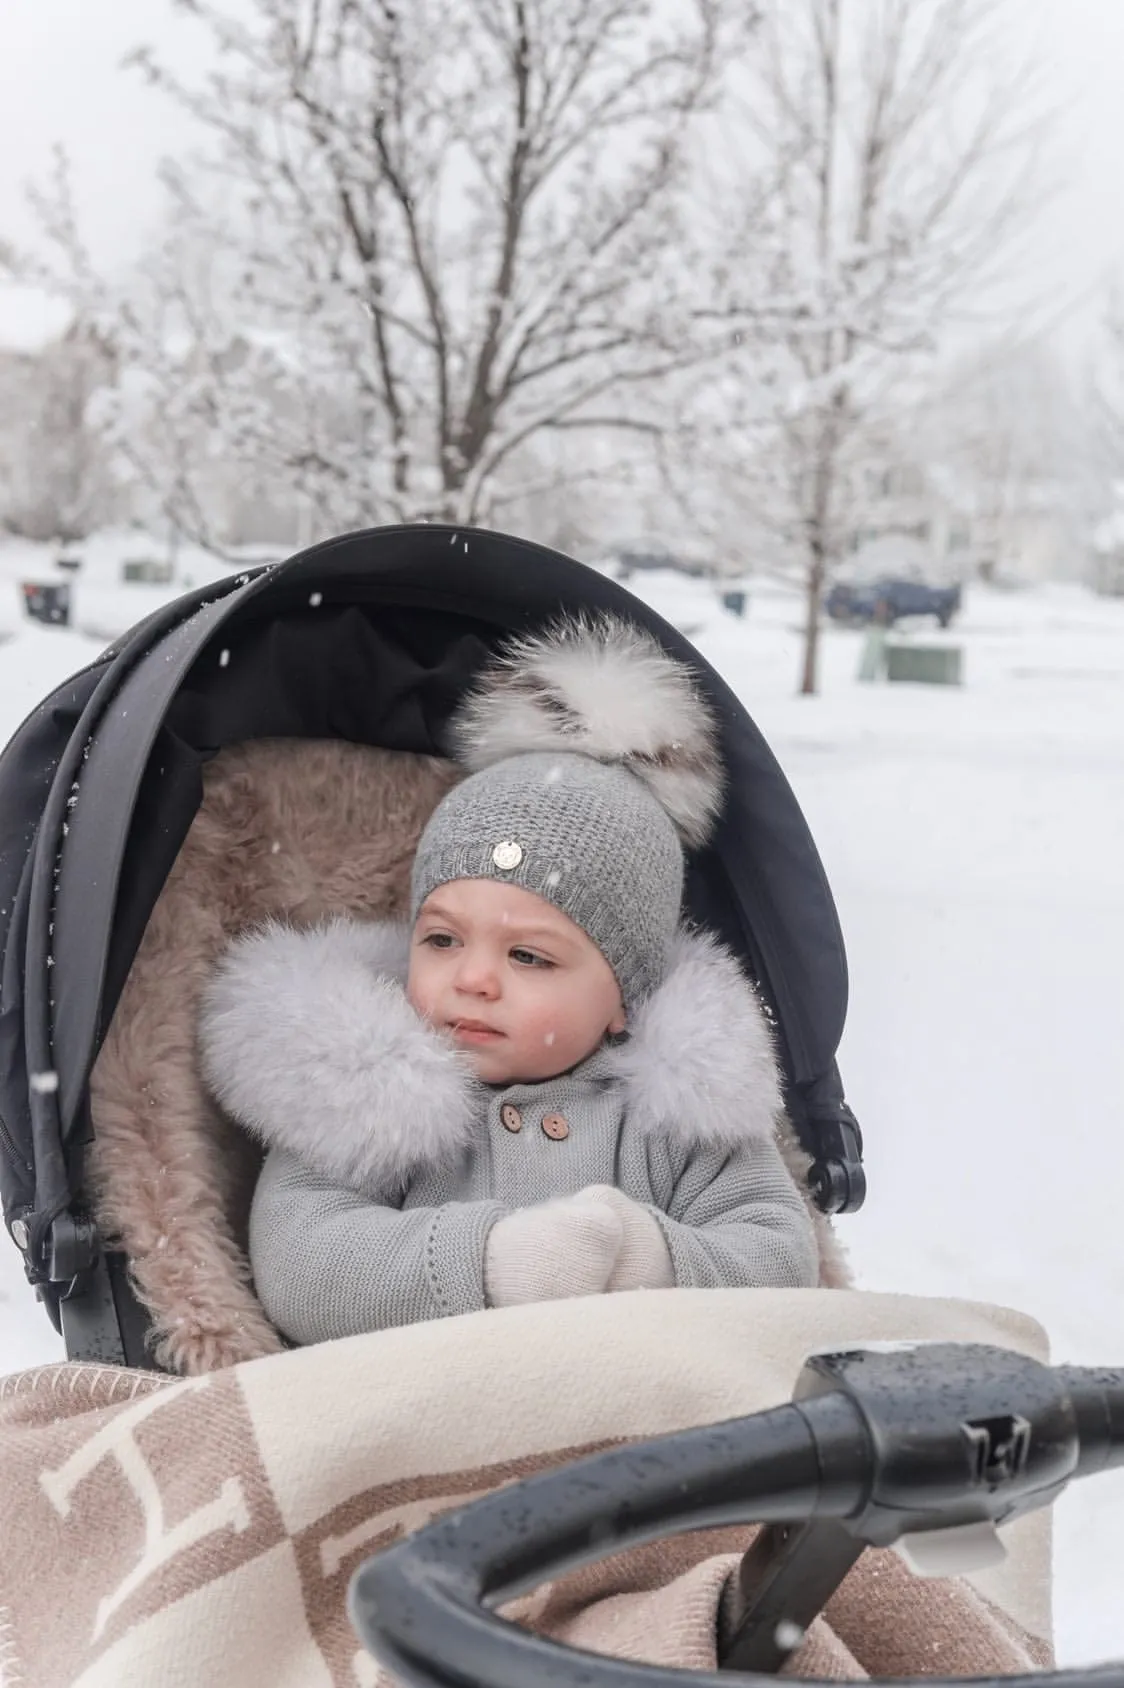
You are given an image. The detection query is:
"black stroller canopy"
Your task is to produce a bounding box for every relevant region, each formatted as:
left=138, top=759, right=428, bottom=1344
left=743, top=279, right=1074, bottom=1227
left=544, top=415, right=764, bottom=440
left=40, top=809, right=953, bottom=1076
left=0, top=524, right=863, bottom=1337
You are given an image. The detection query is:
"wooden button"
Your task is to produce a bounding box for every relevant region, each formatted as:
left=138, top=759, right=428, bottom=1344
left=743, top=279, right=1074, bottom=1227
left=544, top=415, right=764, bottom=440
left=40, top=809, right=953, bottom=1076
left=501, top=1104, right=523, bottom=1133
left=542, top=1113, right=569, bottom=1141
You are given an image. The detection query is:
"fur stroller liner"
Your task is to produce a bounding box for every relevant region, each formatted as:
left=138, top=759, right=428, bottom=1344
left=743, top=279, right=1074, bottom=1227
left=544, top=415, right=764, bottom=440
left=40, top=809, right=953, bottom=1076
left=90, top=735, right=850, bottom=1377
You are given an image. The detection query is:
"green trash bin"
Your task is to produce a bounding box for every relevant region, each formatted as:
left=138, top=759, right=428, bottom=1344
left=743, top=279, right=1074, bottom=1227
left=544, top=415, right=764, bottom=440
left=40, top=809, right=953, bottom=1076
left=884, top=642, right=963, bottom=686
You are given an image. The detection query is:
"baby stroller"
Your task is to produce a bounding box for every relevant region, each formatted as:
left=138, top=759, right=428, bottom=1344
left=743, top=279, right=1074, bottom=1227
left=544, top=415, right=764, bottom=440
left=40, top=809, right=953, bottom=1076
left=0, top=523, right=1118, bottom=1687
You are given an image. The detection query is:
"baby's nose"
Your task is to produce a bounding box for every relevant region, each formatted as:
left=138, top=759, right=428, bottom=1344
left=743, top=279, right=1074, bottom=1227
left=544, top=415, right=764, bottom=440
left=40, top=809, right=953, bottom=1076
left=455, top=955, right=501, bottom=997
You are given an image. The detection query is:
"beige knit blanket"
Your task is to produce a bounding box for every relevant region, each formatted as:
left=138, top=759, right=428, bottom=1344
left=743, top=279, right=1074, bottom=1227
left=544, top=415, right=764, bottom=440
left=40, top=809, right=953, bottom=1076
left=0, top=1289, right=1055, bottom=1687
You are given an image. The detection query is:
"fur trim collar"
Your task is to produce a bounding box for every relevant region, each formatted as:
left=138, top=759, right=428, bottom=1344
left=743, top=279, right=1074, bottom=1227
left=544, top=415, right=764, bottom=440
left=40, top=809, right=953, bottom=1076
left=199, top=918, right=782, bottom=1198
left=200, top=919, right=481, bottom=1199
left=602, top=926, right=783, bottom=1152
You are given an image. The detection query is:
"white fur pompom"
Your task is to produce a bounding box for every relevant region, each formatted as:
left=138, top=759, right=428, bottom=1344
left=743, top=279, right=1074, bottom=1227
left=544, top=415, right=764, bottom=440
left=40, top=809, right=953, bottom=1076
left=451, top=615, right=724, bottom=848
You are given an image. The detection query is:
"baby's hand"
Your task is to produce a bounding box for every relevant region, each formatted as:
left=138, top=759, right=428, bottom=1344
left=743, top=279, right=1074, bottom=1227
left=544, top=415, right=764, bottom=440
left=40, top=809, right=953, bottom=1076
left=484, top=1192, right=623, bottom=1307
left=581, top=1186, right=675, bottom=1293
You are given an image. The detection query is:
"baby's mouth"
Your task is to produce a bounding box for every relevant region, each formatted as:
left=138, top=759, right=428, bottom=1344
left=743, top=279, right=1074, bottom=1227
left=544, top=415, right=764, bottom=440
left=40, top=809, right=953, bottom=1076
left=449, top=1019, right=504, bottom=1044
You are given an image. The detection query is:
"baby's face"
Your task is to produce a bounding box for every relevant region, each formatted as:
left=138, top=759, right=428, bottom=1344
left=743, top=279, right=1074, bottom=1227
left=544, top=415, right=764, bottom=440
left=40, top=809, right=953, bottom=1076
left=407, top=879, right=626, bottom=1084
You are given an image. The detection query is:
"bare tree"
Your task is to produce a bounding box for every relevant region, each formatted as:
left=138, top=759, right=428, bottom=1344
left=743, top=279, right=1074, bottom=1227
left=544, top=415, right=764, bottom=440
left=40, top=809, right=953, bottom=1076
left=33, top=0, right=761, bottom=548
left=711, top=0, right=1048, bottom=692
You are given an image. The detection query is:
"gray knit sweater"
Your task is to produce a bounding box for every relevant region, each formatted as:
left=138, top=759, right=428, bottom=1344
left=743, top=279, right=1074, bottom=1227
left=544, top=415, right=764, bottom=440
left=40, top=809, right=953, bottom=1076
left=199, top=918, right=820, bottom=1346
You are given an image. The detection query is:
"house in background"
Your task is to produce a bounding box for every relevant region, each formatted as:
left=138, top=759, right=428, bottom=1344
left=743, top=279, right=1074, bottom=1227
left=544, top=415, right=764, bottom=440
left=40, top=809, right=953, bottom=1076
left=968, top=476, right=1092, bottom=587
left=842, top=456, right=974, bottom=584
left=1091, top=505, right=1124, bottom=596
left=843, top=446, right=1092, bottom=588
left=897, top=340, right=1107, bottom=588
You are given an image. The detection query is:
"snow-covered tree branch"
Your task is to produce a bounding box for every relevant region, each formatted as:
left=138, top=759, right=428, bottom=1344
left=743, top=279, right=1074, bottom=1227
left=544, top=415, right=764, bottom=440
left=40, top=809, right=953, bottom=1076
left=48, top=0, right=759, bottom=542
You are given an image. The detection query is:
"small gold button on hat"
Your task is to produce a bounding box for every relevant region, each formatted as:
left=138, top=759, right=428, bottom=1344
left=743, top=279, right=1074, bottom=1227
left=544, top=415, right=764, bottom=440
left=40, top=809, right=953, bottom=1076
left=492, top=840, right=523, bottom=870
left=542, top=1113, right=569, bottom=1141
left=501, top=1104, right=523, bottom=1133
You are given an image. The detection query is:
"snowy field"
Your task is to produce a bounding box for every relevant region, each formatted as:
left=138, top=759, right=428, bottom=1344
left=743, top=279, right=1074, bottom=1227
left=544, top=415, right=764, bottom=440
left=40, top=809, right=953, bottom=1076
left=1, top=547, right=1123, bottom=1665
left=0, top=529, right=264, bottom=643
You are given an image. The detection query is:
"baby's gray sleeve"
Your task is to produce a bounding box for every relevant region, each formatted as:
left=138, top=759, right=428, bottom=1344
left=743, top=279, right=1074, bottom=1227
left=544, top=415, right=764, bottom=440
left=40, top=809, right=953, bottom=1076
left=249, top=1147, right=507, bottom=1344
left=654, top=1136, right=819, bottom=1289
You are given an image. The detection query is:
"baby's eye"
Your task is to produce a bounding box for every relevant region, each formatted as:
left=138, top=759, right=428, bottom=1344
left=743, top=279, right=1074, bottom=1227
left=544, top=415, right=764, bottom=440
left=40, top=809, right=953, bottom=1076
left=422, top=932, right=457, bottom=950
left=510, top=947, right=554, bottom=969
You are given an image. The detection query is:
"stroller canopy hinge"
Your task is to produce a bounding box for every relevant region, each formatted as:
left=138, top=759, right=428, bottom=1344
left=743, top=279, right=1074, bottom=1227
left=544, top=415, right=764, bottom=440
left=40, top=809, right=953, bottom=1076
left=47, top=1209, right=100, bottom=1299
left=806, top=1104, right=866, bottom=1214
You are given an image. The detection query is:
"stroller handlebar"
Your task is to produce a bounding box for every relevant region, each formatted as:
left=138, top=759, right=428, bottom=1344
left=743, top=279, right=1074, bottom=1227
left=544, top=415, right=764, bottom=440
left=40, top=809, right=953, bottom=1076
left=349, top=1342, right=1124, bottom=1688
left=1057, top=1365, right=1124, bottom=1480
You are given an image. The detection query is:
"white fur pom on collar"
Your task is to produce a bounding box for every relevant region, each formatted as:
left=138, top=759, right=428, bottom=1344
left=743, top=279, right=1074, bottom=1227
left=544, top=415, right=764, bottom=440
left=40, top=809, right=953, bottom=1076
left=451, top=615, right=724, bottom=849
left=607, top=927, right=784, bottom=1151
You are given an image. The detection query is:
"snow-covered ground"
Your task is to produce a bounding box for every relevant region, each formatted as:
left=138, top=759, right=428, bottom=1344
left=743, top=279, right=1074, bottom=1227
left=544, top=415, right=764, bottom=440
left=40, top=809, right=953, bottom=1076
left=0, top=528, right=266, bottom=643
left=1, top=547, right=1123, bottom=1664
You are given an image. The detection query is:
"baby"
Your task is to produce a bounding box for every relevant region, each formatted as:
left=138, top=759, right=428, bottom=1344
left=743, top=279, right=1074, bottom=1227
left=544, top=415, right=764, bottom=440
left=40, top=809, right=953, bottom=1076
left=199, top=617, right=819, bottom=1345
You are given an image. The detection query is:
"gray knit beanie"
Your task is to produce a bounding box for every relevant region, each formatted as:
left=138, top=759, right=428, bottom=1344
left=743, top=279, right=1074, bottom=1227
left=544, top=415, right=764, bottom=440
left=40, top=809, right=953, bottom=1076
left=410, top=617, right=724, bottom=1010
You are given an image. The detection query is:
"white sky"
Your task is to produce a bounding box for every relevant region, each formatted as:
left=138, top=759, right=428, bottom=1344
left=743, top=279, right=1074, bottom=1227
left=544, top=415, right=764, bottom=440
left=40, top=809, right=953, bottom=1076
left=2, top=0, right=1124, bottom=349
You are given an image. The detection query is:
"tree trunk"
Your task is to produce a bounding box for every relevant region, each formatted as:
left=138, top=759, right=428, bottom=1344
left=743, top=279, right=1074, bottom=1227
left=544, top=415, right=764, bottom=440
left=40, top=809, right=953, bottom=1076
left=799, top=406, right=839, bottom=694
left=800, top=529, right=827, bottom=695
left=798, top=0, right=841, bottom=698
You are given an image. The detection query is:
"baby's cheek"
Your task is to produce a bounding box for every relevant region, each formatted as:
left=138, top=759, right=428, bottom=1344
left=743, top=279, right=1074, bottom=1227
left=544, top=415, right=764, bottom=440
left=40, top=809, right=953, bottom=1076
left=404, top=960, right=432, bottom=1019
left=520, top=996, right=563, bottom=1044
left=522, top=997, right=584, bottom=1064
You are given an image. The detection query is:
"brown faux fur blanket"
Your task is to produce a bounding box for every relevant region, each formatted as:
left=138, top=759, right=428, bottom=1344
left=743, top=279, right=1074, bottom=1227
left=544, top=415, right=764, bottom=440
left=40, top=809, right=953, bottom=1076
left=0, top=1289, right=1053, bottom=1686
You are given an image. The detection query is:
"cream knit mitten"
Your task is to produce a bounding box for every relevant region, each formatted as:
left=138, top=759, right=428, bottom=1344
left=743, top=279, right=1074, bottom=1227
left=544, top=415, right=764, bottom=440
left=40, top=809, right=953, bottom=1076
left=484, top=1193, right=623, bottom=1308
left=585, top=1185, right=676, bottom=1292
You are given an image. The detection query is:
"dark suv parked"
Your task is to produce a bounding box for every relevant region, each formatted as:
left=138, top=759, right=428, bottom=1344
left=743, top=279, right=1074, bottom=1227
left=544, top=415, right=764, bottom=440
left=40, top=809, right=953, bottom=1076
left=825, top=577, right=961, bottom=628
